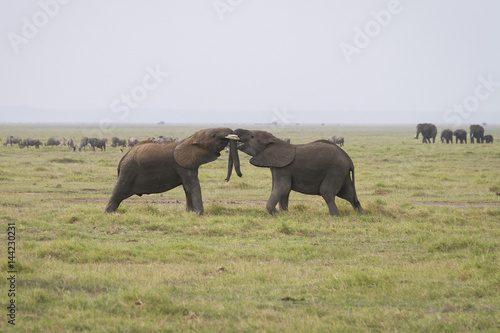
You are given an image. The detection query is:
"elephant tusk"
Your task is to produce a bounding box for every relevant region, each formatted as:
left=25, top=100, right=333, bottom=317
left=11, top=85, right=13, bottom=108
left=225, top=134, right=240, bottom=140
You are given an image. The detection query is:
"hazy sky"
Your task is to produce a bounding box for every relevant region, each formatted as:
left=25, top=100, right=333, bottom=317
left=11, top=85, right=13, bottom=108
left=1, top=0, right=500, bottom=124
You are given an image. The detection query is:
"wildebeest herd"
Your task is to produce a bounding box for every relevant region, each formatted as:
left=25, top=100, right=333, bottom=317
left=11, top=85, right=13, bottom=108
left=3, top=123, right=494, bottom=216
left=415, top=123, right=494, bottom=144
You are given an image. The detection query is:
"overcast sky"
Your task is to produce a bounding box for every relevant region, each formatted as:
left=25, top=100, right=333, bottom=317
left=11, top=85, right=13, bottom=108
left=1, top=0, right=500, bottom=125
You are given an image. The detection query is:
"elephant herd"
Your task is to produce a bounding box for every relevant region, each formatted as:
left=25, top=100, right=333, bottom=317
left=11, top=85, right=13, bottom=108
left=104, top=128, right=363, bottom=217
left=415, top=123, right=494, bottom=144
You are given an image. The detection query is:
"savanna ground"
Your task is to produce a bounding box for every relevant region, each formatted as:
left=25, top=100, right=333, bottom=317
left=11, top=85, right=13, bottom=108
left=1, top=124, right=499, bottom=332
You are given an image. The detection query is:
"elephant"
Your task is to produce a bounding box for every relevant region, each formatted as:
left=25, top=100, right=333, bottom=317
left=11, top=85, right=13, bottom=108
left=484, top=135, right=493, bottom=143
left=128, top=137, right=139, bottom=147
left=3, top=136, right=22, bottom=146
left=414, top=123, right=437, bottom=143
left=233, top=129, right=363, bottom=216
left=440, top=129, right=453, bottom=144
left=453, top=129, right=467, bottom=144
left=104, top=128, right=241, bottom=215
left=89, top=138, right=107, bottom=151
left=78, top=137, right=89, bottom=151
left=20, top=138, right=41, bottom=149
left=470, top=125, right=484, bottom=143
left=329, top=136, right=344, bottom=147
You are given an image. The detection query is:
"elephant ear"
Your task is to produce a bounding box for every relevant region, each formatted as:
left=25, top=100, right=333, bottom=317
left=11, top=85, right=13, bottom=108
left=174, top=136, right=219, bottom=169
left=250, top=141, right=295, bottom=168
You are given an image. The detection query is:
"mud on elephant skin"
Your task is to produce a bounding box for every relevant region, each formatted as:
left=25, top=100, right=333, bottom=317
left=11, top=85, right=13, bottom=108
left=233, top=129, right=363, bottom=216
left=105, top=128, right=241, bottom=215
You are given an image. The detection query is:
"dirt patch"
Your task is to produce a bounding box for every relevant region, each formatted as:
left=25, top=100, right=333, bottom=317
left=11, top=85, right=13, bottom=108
left=414, top=202, right=500, bottom=208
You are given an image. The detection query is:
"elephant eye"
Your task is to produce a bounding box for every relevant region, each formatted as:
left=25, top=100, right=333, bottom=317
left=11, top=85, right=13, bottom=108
left=211, top=133, right=216, bottom=138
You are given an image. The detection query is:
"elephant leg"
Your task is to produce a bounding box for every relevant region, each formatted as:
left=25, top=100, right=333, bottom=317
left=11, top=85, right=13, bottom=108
left=337, top=178, right=364, bottom=214
left=267, top=171, right=291, bottom=215
left=180, top=169, right=203, bottom=215
left=319, top=179, right=341, bottom=216
left=105, top=178, right=133, bottom=213
left=278, top=192, right=290, bottom=212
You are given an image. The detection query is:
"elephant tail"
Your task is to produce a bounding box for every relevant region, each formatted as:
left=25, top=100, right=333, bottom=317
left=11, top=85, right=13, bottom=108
left=349, top=165, right=363, bottom=212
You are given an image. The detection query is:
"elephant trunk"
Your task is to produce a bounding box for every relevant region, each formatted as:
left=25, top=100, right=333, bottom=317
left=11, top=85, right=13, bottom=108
left=225, top=139, right=242, bottom=181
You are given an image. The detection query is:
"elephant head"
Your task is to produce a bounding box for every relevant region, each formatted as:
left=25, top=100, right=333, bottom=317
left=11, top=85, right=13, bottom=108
left=233, top=129, right=295, bottom=167
left=174, top=128, right=241, bottom=178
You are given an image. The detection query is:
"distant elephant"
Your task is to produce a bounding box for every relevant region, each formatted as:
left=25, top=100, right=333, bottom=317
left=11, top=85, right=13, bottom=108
left=415, top=123, right=437, bottom=143
left=67, top=138, right=76, bottom=151
left=105, top=128, right=241, bottom=215
left=484, top=135, right=493, bottom=143
left=20, top=138, right=41, bottom=149
left=78, top=137, right=89, bottom=151
left=453, top=129, right=467, bottom=144
left=470, top=125, right=484, bottom=143
left=440, top=129, right=453, bottom=144
left=128, top=137, right=139, bottom=147
left=3, top=136, right=22, bottom=147
left=89, top=138, right=107, bottom=151
left=329, top=136, right=344, bottom=147
left=233, top=129, right=363, bottom=216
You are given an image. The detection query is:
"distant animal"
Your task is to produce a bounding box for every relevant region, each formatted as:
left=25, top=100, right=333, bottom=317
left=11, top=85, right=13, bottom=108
left=440, top=129, right=453, bottom=144
left=3, top=136, right=22, bottom=147
left=470, top=124, right=484, bottom=144
left=89, top=138, right=107, bottom=152
left=234, top=129, right=363, bottom=216
left=78, top=137, right=90, bottom=152
left=484, top=135, right=493, bottom=143
left=329, top=136, right=344, bottom=147
left=20, top=138, right=41, bottom=149
left=104, top=128, right=241, bottom=215
left=453, top=129, right=467, bottom=144
left=45, top=137, right=65, bottom=146
left=415, top=123, right=437, bottom=143
left=128, top=137, right=139, bottom=147
left=111, top=137, right=120, bottom=147
left=67, top=138, right=76, bottom=151
left=149, top=136, right=174, bottom=143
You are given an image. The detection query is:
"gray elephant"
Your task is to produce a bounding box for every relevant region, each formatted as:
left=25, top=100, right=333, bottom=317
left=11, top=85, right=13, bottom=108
left=414, top=123, right=437, bottom=143
left=3, top=136, right=22, bottom=147
left=484, top=135, right=493, bottom=143
left=233, top=129, right=363, bottom=216
left=470, top=125, right=484, bottom=143
left=453, top=129, right=467, bottom=144
left=440, top=129, right=453, bottom=144
left=105, top=128, right=241, bottom=215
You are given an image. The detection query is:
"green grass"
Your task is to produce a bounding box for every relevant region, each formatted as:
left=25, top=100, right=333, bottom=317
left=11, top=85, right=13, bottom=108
left=1, top=124, right=499, bottom=332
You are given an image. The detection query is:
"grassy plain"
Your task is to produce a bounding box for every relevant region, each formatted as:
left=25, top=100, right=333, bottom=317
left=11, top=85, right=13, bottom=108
left=1, top=124, right=499, bottom=332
